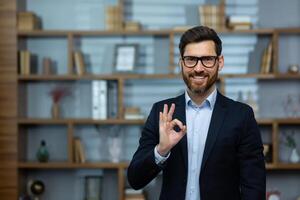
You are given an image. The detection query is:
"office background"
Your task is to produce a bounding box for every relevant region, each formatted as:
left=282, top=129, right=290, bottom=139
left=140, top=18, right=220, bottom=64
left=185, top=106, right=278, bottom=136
left=0, top=0, right=300, bottom=199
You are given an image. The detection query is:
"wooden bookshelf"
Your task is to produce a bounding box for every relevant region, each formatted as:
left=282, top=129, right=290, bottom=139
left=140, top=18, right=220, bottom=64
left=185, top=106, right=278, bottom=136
left=8, top=0, right=300, bottom=198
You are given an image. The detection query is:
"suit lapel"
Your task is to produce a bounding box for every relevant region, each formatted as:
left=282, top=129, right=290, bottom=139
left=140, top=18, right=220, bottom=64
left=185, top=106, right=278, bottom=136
left=201, top=92, right=228, bottom=171
left=173, top=94, right=188, bottom=172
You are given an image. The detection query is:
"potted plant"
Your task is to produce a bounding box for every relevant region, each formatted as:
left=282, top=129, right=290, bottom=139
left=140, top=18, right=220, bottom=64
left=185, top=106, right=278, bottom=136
left=283, top=131, right=299, bottom=163
left=49, top=85, right=71, bottom=118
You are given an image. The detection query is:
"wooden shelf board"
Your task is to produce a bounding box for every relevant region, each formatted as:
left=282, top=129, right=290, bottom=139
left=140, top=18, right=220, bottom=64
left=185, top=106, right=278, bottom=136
left=274, top=118, right=300, bottom=124
left=71, top=118, right=145, bottom=125
left=17, top=28, right=280, bottom=37
left=272, top=163, right=300, bottom=170
left=17, top=29, right=172, bottom=37
left=222, top=73, right=300, bottom=79
left=275, top=27, right=300, bottom=34
left=273, top=73, right=300, bottom=79
left=18, top=74, right=122, bottom=81
left=172, top=28, right=274, bottom=35
left=18, top=162, right=300, bottom=170
left=18, top=162, right=129, bottom=169
left=17, top=73, right=300, bottom=81
left=257, top=119, right=275, bottom=125
left=18, top=30, right=69, bottom=36
left=17, top=118, right=145, bottom=125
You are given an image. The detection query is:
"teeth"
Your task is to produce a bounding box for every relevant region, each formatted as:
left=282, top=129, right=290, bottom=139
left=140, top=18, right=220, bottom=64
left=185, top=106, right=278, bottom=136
left=193, top=76, right=205, bottom=79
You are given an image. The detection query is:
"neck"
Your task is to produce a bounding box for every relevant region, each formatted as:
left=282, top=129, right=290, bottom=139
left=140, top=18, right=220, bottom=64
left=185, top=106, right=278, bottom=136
left=187, top=85, right=216, bottom=105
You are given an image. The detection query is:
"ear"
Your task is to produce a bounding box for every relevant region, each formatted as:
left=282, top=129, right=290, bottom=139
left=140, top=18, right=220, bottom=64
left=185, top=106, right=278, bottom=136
left=218, top=55, right=224, bottom=71
left=179, top=58, right=184, bottom=69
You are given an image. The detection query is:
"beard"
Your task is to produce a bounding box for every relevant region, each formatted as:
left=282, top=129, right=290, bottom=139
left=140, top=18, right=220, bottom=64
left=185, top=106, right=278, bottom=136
left=181, top=66, right=219, bottom=95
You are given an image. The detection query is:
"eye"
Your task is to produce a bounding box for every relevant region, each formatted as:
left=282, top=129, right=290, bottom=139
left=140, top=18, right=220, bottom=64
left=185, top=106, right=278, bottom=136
left=202, top=56, right=215, bottom=62
left=184, top=56, right=198, bottom=62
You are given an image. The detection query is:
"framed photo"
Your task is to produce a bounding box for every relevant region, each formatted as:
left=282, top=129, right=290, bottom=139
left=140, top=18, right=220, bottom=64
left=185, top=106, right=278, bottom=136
left=114, top=44, right=138, bottom=72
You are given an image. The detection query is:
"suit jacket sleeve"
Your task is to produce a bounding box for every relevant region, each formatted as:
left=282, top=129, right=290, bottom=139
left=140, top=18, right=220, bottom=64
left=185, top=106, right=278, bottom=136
left=127, top=103, right=164, bottom=190
left=238, top=106, right=266, bottom=200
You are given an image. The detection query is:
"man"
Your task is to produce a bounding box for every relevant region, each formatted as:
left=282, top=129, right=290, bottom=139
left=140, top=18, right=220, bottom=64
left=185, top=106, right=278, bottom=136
left=127, top=26, right=266, bottom=200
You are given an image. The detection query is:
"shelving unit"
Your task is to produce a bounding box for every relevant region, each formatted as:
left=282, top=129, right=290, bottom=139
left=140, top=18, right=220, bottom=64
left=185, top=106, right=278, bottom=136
left=16, top=25, right=300, bottom=199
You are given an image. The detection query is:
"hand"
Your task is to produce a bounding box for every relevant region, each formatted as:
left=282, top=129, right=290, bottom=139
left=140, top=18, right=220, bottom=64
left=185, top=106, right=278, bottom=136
left=157, top=103, right=186, bottom=156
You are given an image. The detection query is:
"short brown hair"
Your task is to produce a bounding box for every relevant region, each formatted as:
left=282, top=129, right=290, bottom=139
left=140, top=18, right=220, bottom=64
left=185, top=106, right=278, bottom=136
left=179, top=26, right=222, bottom=57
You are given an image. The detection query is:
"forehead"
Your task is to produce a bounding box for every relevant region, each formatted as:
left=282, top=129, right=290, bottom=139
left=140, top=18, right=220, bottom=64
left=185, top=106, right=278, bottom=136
left=183, top=40, right=216, bottom=56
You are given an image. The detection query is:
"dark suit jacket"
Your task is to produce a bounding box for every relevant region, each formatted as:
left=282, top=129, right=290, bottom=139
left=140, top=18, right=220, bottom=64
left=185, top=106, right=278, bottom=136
left=127, top=91, right=266, bottom=200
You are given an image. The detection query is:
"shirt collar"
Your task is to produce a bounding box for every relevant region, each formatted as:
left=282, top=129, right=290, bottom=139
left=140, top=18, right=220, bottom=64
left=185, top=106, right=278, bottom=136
left=185, top=87, right=217, bottom=110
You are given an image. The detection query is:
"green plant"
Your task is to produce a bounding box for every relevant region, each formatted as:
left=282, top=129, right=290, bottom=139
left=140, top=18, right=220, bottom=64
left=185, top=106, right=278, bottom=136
left=283, top=132, right=297, bottom=149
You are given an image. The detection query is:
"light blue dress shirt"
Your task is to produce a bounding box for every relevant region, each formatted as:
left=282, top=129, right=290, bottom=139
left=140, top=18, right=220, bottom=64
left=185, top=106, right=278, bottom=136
left=154, top=88, right=217, bottom=200
left=184, top=88, right=216, bottom=200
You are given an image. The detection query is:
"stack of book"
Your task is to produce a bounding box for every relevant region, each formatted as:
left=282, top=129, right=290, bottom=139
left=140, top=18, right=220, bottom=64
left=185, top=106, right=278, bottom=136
left=73, top=51, right=86, bottom=75
left=260, top=41, right=273, bottom=74
left=19, top=50, right=37, bottom=75
left=198, top=1, right=225, bottom=30
left=17, top=11, right=41, bottom=31
left=125, top=188, right=146, bottom=200
left=73, top=137, right=86, bottom=163
left=227, top=15, right=252, bottom=30
left=124, top=107, right=144, bottom=120
left=105, top=5, right=123, bottom=30
left=124, top=21, right=142, bottom=31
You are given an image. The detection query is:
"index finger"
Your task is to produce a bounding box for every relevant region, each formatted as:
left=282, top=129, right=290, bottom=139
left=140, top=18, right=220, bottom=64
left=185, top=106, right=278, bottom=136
left=167, top=103, right=175, bottom=121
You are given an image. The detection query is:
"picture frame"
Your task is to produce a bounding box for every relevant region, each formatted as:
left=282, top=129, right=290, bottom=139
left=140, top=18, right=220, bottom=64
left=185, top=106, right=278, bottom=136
left=114, top=44, right=138, bottom=72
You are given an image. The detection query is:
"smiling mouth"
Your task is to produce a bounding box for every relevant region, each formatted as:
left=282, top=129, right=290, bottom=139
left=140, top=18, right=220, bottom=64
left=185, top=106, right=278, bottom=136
left=190, top=75, right=207, bottom=82
left=192, top=75, right=206, bottom=79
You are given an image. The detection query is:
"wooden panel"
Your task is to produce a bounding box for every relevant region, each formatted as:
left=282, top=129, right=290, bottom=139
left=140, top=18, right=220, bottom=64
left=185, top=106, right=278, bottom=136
left=0, top=153, right=17, bottom=167
left=0, top=28, right=17, bottom=36
left=0, top=0, right=16, bottom=11
left=0, top=73, right=17, bottom=83
left=0, top=169, right=17, bottom=187
left=0, top=84, right=17, bottom=117
left=0, top=135, right=17, bottom=154
left=0, top=119, right=17, bottom=135
left=0, top=1, right=18, bottom=199
left=0, top=188, right=17, bottom=200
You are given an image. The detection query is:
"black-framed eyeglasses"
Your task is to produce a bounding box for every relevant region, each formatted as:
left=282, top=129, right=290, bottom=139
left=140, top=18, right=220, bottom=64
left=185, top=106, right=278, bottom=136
left=182, top=56, right=218, bottom=68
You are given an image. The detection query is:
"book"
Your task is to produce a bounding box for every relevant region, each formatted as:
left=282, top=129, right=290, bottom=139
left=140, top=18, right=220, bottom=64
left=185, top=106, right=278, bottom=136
left=260, top=41, right=273, bottom=74
left=108, top=81, right=118, bottom=119
left=73, top=51, right=86, bottom=75
left=105, top=5, right=123, bottom=30
left=74, top=138, right=86, bottom=163
left=198, top=3, right=225, bottom=30
left=42, top=57, right=54, bottom=75
left=92, top=80, right=108, bottom=119
left=19, top=50, right=37, bottom=75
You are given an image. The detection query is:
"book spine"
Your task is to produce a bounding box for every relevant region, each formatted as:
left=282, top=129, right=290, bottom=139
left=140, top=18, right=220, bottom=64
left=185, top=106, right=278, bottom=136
left=92, top=80, right=107, bottom=119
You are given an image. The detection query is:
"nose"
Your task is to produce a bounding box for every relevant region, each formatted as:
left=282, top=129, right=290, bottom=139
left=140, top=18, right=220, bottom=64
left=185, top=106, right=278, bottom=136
left=193, top=61, right=205, bottom=72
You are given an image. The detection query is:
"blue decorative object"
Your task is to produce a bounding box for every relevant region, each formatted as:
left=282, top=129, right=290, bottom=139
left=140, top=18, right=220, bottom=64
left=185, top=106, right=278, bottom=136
left=36, top=140, right=49, bottom=162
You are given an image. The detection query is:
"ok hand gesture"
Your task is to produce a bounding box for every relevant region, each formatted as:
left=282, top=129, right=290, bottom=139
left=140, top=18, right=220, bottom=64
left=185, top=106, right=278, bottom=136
left=157, top=103, right=186, bottom=156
